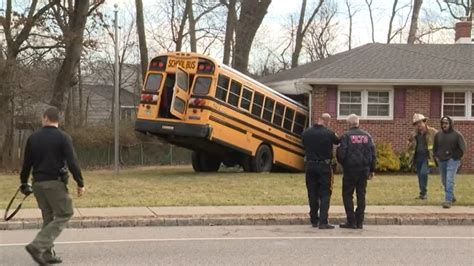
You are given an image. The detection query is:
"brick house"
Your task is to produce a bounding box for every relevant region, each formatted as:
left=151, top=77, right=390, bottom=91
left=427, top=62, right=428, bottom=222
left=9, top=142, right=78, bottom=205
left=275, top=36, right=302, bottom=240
left=260, top=28, right=473, bottom=171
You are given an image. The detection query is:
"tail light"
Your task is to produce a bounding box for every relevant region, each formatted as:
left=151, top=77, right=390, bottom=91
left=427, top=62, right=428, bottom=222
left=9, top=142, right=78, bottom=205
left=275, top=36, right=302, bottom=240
left=149, top=56, right=167, bottom=71
left=197, top=58, right=214, bottom=74
left=140, top=94, right=158, bottom=104
left=190, top=98, right=206, bottom=106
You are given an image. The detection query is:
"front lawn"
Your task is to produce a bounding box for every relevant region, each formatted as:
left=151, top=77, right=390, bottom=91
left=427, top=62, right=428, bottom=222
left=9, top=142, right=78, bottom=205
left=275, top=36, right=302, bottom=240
left=1, top=166, right=472, bottom=208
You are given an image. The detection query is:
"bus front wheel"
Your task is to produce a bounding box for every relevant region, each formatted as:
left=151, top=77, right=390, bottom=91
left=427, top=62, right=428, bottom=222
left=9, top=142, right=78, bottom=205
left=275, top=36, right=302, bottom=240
left=251, top=144, right=273, bottom=172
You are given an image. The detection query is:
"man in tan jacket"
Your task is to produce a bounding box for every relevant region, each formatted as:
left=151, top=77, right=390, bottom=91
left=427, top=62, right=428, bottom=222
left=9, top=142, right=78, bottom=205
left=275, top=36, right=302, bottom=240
left=408, top=113, right=437, bottom=200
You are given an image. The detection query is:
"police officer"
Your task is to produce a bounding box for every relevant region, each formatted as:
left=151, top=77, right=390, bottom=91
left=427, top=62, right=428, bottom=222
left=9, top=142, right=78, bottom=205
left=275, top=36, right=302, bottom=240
left=20, top=107, right=85, bottom=265
left=302, top=113, right=340, bottom=229
left=336, top=114, right=376, bottom=229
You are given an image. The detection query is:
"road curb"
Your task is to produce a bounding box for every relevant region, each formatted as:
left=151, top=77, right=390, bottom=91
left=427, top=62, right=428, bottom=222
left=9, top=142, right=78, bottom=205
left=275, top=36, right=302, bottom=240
left=1, top=214, right=473, bottom=230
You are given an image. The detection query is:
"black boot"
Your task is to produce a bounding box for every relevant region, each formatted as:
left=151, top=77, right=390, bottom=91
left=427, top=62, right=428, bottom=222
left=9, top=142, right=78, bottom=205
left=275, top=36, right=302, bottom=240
left=25, top=244, right=47, bottom=265
left=44, top=248, right=63, bottom=264
left=339, top=223, right=357, bottom=229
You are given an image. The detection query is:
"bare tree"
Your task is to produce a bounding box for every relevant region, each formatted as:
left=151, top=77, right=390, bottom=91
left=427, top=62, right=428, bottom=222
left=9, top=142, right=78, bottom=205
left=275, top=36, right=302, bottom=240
left=345, top=0, right=358, bottom=50
left=364, top=0, right=375, bottom=43
left=233, top=0, right=272, bottom=73
left=387, top=0, right=412, bottom=43
left=0, top=0, right=58, bottom=167
left=291, top=0, right=325, bottom=68
left=437, top=0, right=473, bottom=21
left=50, top=0, right=104, bottom=111
left=221, top=0, right=237, bottom=65
left=387, top=0, right=400, bottom=43
left=304, top=1, right=338, bottom=61
left=407, top=0, right=424, bottom=44
left=135, top=0, right=148, bottom=79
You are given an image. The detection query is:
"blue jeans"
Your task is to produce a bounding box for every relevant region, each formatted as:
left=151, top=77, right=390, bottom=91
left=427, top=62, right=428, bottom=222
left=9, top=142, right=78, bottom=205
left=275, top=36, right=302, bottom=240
left=438, top=159, right=461, bottom=202
left=415, top=159, right=429, bottom=196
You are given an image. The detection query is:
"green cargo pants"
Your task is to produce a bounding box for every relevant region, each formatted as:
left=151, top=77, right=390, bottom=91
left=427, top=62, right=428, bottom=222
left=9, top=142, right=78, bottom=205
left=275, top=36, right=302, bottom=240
left=31, top=180, right=73, bottom=251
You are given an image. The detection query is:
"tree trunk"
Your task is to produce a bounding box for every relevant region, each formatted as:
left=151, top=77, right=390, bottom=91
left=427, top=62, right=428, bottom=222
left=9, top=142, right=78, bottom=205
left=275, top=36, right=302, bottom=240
left=187, top=0, right=197, bottom=52
left=222, top=0, right=237, bottom=65
left=50, top=0, right=90, bottom=110
left=387, top=0, right=399, bottom=43
left=291, top=0, right=324, bottom=68
left=176, top=0, right=190, bottom=51
left=365, top=0, right=375, bottom=43
left=233, top=0, right=272, bottom=73
left=0, top=59, right=15, bottom=168
left=345, top=0, right=353, bottom=50
left=292, top=0, right=307, bottom=68
left=407, top=0, right=423, bottom=44
left=135, top=0, right=148, bottom=80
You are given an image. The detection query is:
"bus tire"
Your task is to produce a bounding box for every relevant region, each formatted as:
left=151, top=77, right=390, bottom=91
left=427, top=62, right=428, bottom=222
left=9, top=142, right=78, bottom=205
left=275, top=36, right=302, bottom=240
left=192, top=151, right=202, bottom=172
left=251, top=144, right=273, bottom=172
left=200, top=153, right=221, bottom=172
left=241, top=156, right=253, bottom=172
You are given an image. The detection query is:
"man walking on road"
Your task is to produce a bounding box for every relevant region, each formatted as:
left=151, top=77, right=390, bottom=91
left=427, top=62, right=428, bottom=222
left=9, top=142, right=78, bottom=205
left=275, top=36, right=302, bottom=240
left=433, top=116, right=466, bottom=209
left=20, top=107, right=85, bottom=265
left=408, top=113, right=437, bottom=200
left=337, top=114, right=376, bottom=229
left=302, top=113, right=340, bottom=229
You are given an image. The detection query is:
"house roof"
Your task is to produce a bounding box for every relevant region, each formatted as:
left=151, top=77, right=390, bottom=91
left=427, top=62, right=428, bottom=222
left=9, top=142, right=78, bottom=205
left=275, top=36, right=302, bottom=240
left=84, top=84, right=138, bottom=106
left=260, top=43, right=474, bottom=88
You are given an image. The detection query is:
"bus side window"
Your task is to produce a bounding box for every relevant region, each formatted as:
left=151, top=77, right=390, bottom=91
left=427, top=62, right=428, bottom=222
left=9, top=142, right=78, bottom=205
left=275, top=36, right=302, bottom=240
left=216, top=75, right=229, bottom=102
left=228, top=80, right=242, bottom=107
left=283, top=108, right=295, bottom=131
left=240, top=87, right=253, bottom=111
left=293, top=113, right=306, bottom=135
left=262, top=97, right=275, bottom=122
left=252, top=92, right=264, bottom=117
left=273, top=103, right=284, bottom=127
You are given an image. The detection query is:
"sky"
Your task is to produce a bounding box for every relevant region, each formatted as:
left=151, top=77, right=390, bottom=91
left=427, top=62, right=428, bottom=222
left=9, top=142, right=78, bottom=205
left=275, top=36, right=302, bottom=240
left=1, top=0, right=464, bottom=70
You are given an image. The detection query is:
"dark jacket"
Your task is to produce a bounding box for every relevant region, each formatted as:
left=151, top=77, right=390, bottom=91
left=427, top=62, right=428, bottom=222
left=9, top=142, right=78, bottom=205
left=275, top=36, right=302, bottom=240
left=337, top=127, right=376, bottom=172
left=302, top=124, right=340, bottom=162
left=433, top=116, right=466, bottom=161
left=20, top=126, right=84, bottom=187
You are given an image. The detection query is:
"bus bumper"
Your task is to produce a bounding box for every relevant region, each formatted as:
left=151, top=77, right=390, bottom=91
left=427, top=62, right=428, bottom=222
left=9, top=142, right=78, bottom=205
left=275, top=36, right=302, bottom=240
left=135, top=119, right=210, bottom=138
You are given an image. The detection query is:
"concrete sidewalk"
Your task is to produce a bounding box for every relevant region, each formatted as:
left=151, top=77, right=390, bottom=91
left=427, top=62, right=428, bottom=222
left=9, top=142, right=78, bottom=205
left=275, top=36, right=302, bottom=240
left=2, top=205, right=473, bottom=230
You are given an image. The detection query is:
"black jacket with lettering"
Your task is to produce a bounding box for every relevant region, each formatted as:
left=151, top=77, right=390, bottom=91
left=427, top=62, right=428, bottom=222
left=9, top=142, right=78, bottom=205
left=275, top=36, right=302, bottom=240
left=336, top=127, right=376, bottom=172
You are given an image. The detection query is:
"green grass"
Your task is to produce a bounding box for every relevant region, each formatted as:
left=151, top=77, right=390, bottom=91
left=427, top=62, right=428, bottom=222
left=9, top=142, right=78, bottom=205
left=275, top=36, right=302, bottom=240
left=1, top=166, right=473, bottom=208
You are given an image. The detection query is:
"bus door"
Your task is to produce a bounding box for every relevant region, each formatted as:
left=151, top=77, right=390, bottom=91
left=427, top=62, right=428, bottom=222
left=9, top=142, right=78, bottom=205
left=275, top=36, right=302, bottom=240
left=170, top=67, right=190, bottom=120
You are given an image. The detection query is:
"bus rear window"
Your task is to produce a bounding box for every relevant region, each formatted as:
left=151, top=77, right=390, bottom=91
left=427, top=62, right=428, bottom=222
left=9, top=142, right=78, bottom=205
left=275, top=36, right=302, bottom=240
left=144, top=74, right=163, bottom=93
left=193, top=77, right=211, bottom=95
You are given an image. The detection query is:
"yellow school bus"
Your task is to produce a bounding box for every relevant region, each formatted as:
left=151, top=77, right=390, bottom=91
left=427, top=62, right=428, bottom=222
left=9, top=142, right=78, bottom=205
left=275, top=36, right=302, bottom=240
left=135, top=52, right=309, bottom=172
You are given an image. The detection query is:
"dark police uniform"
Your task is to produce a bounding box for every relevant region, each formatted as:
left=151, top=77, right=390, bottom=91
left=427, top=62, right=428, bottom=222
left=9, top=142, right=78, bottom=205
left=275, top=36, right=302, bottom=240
left=336, top=126, right=376, bottom=228
left=20, top=126, right=84, bottom=263
left=302, top=124, right=340, bottom=226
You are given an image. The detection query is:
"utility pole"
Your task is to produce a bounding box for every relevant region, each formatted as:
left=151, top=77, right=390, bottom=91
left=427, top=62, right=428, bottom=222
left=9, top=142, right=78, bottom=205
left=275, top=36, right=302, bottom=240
left=114, top=4, right=120, bottom=174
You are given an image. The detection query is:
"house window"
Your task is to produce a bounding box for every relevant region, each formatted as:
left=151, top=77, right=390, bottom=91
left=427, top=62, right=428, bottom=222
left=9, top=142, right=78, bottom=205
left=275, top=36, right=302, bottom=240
left=442, top=89, right=474, bottom=120
left=338, top=88, right=393, bottom=119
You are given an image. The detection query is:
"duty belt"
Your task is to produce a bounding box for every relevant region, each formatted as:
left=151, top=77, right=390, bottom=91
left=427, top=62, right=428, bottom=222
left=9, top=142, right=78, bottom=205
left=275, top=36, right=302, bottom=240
left=308, top=159, right=331, bottom=164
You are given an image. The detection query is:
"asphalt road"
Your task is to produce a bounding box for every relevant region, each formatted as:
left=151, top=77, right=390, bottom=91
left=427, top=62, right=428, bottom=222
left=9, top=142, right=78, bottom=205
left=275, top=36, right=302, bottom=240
left=1, top=225, right=473, bottom=265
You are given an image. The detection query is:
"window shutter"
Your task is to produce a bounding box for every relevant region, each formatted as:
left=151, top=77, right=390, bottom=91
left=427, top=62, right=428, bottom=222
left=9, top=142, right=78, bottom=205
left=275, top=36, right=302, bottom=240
left=326, top=87, right=337, bottom=117
left=394, top=87, right=406, bottom=118
left=430, top=87, right=442, bottom=119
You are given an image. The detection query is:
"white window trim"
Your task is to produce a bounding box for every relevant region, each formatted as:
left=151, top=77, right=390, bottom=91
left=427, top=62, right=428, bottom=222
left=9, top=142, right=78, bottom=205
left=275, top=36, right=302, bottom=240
left=442, top=88, right=474, bottom=121
left=337, top=86, right=394, bottom=120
